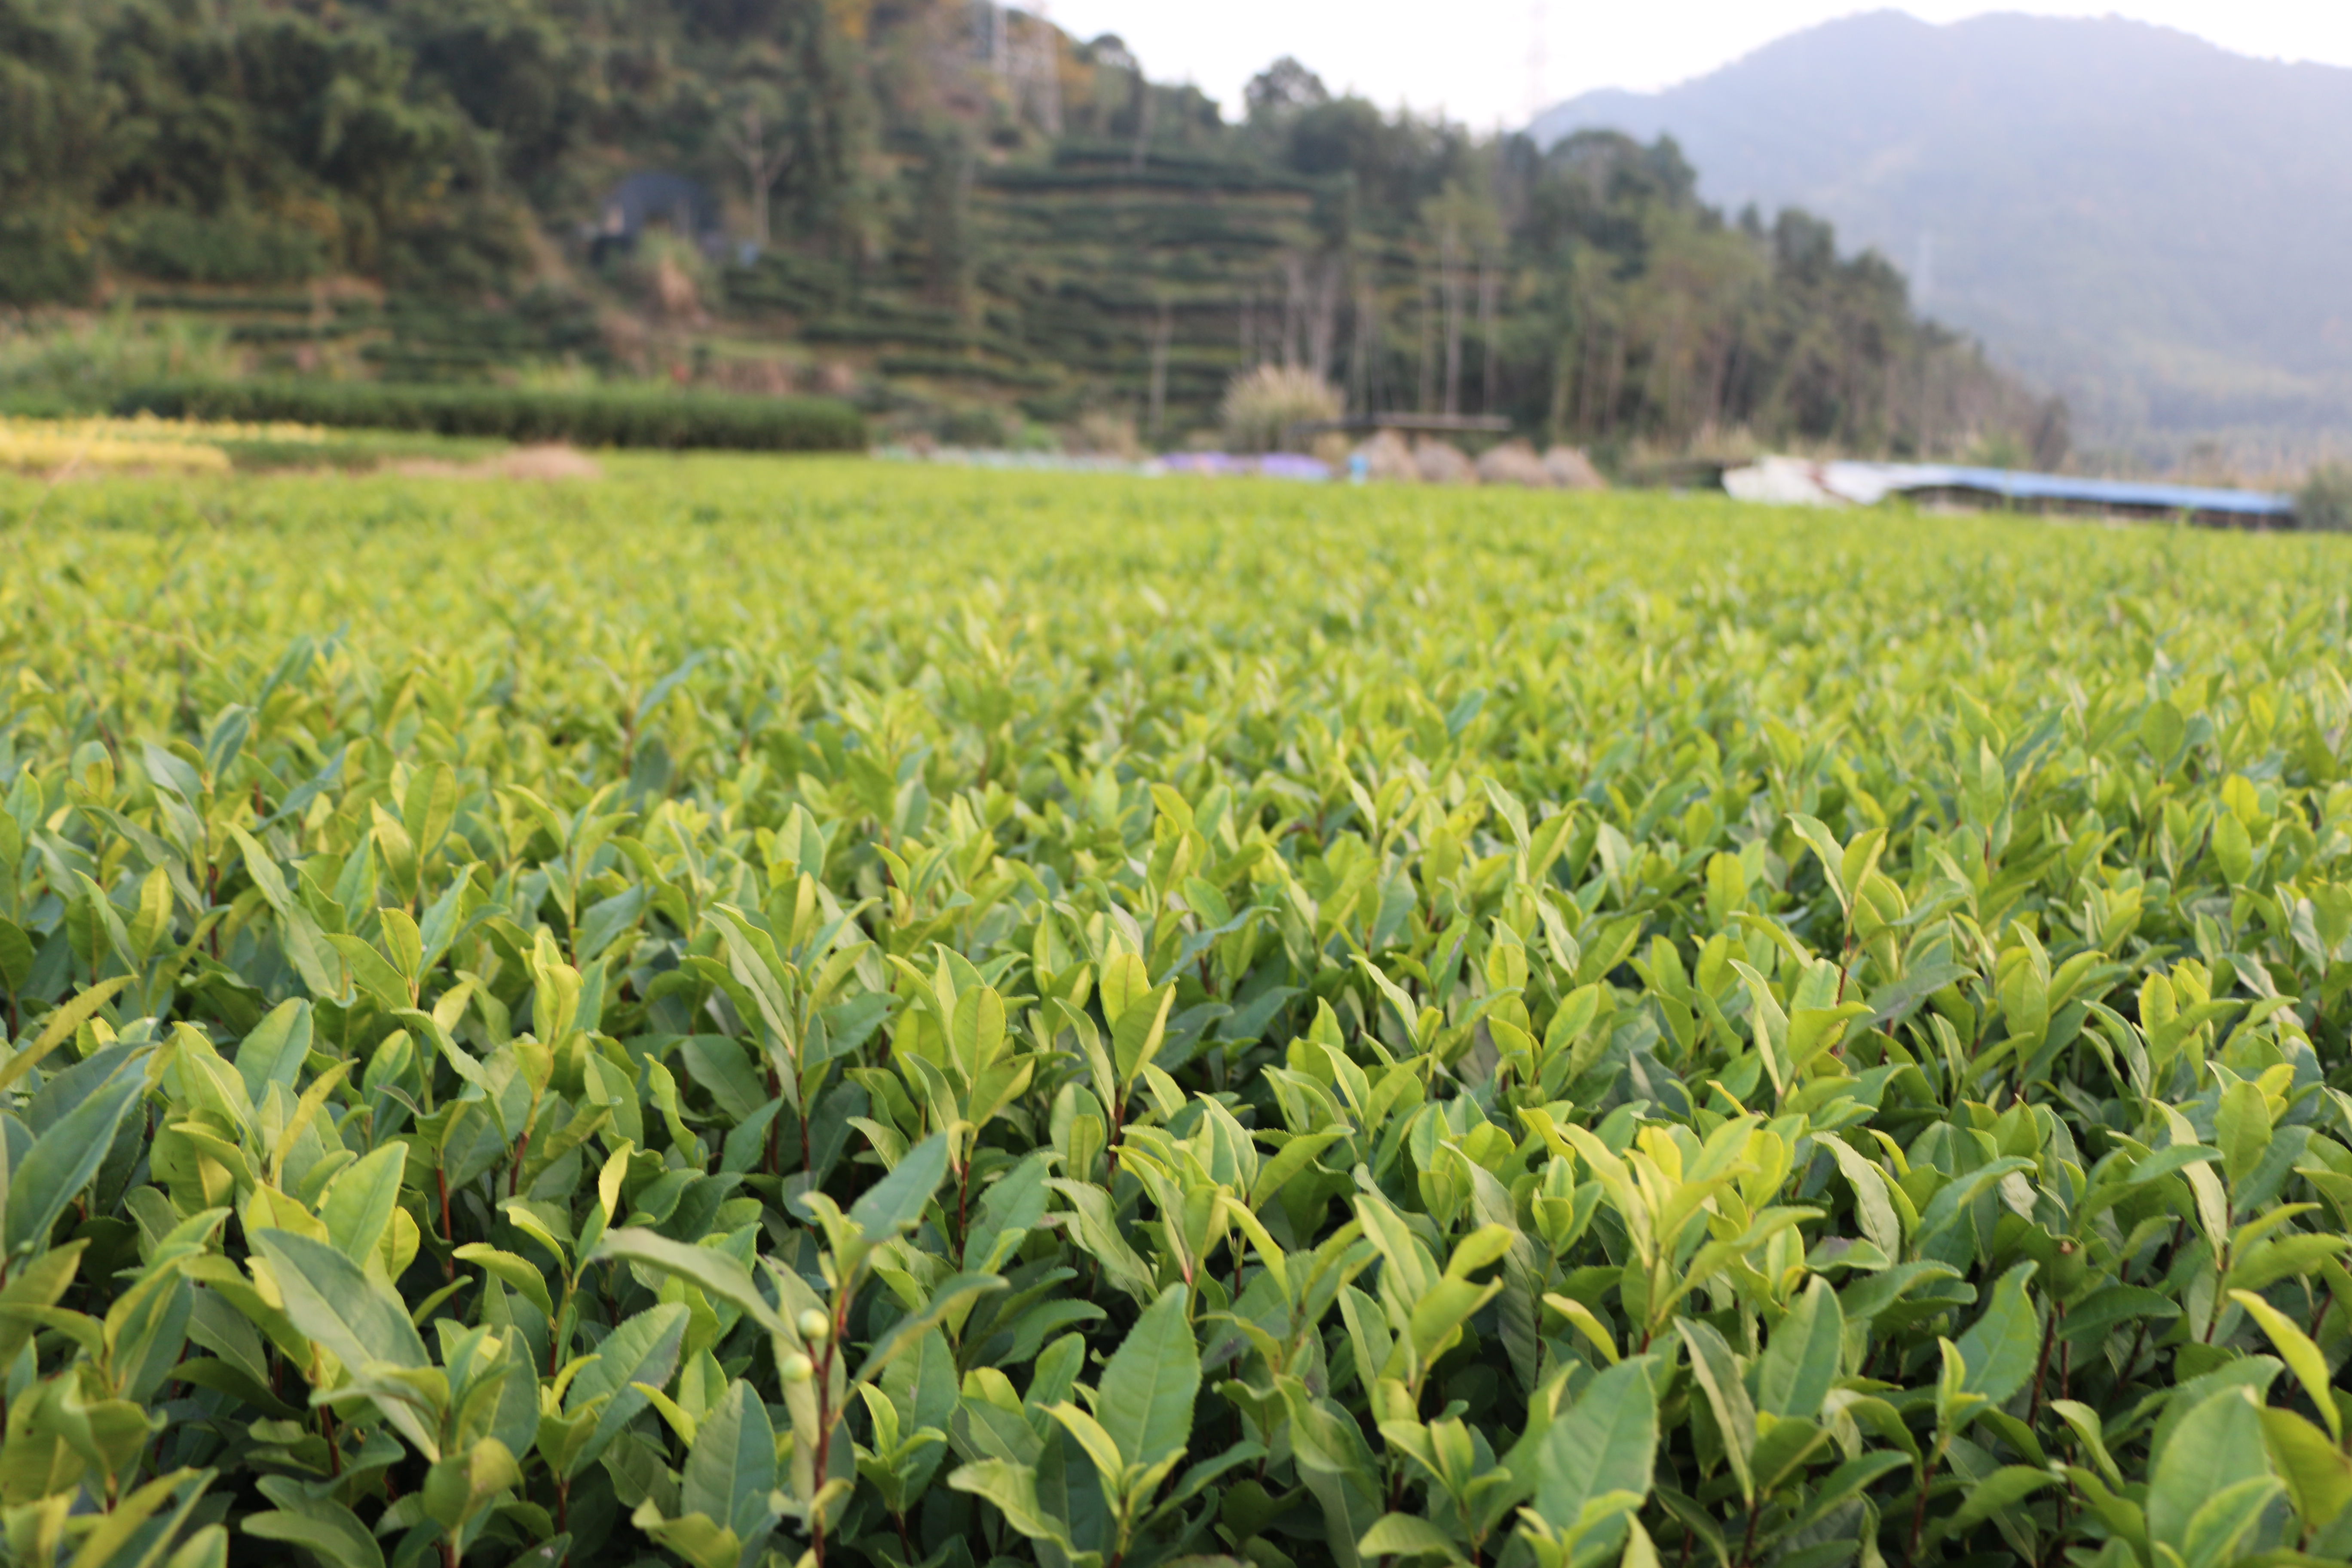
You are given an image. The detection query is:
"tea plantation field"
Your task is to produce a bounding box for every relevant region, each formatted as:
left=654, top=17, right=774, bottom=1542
left=1, top=458, right=2349, bottom=1568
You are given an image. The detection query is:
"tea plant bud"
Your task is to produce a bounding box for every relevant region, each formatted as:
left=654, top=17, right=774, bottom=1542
left=780, top=1352, right=815, bottom=1384
left=798, top=1309, right=832, bottom=1343
left=2050, top=1237, right=2088, bottom=1295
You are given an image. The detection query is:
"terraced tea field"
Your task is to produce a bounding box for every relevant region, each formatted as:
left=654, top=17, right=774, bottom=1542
left=1, top=457, right=2348, bottom=1568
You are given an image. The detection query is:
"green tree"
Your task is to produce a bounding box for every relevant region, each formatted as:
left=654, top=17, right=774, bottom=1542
left=2299, top=462, right=2352, bottom=530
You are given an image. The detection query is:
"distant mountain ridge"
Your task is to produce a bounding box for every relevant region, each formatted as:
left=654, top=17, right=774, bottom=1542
left=1531, top=11, right=2352, bottom=446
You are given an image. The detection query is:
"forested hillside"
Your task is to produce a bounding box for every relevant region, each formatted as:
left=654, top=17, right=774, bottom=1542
left=0, top=0, right=2056, bottom=459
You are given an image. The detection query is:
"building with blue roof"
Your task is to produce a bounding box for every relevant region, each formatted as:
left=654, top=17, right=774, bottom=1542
left=1723, top=457, right=2295, bottom=527
left=1883, top=465, right=2293, bottom=527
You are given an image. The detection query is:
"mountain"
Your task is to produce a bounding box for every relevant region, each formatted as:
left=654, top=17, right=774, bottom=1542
left=1531, top=11, right=2352, bottom=448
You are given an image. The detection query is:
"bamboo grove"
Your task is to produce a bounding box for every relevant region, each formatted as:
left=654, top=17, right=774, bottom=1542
left=1, top=459, right=2351, bottom=1568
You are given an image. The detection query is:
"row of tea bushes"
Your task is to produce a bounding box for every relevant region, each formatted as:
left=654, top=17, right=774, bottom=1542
left=0, top=460, right=2349, bottom=1568
left=111, top=381, right=866, bottom=453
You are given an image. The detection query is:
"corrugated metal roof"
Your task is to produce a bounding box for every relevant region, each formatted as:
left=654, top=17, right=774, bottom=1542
left=1896, top=465, right=2293, bottom=515
left=1725, top=458, right=2294, bottom=516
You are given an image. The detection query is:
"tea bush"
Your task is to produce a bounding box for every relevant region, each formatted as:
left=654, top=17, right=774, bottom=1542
left=105, top=207, right=329, bottom=286
left=1, top=459, right=2350, bottom=1568
left=110, top=382, right=867, bottom=453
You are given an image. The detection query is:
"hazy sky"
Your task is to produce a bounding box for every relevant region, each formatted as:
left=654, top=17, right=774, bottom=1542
left=1035, top=2, right=2352, bottom=126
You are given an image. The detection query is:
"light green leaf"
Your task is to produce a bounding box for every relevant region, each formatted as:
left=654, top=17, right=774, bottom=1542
left=2216, top=1080, right=2271, bottom=1186
left=0, top=1242, right=86, bottom=1369
left=1357, top=1513, right=1470, bottom=1564
left=452, top=1245, right=555, bottom=1322
left=1045, top=1178, right=1160, bottom=1305
left=2149, top=1387, right=2270, bottom=1561
left=1099, top=952, right=1152, bottom=1028
left=242, top=1504, right=386, bottom=1568
left=948, top=1458, right=1097, bottom=1566
left=707, top=905, right=795, bottom=1045
left=1283, top=1379, right=1385, bottom=1568
left=590, top=1228, right=781, bottom=1333
left=854, top=1271, right=1007, bottom=1384
left=1787, top=815, right=1850, bottom=906
left=1111, top=983, right=1175, bottom=1084
left=681, top=1380, right=778, bottom=1542
left=2181, top=1475, right=2285, bottom=1568
left=1530, top=1355, right=1658, bottom=1532
left=2261, top=1408, right=2352, bottom=1532
left=233, top=999, right=314, bottom=1105
left=1409, top=1274, right=1503, bottom=1362
left=629, top=1504, right=742, bottom=1568
left=1936, top=1464, right=2057, bottom=1542
left=0, top=975, right=133, bottom=1093
left=1041, top=1400, right=1127, bottom=1494
left=2050, top=1400, right=2124, bottom=1489
left=2230, top=1289, right=2340, bottom=1442
left=951, top=983, right=1006, bottom=1076
left=319, top=1143, right=406, bottom=1266
left=1095, top=1283, right=1198, bottom=1468
left=1756, top=1276, right=1843, bottom=1421
left=0, top=917, right=31, bottom=998
left=1817, top=1132, right=1905, bottom=1258
left=325, top=933, right=412, bottom=1011
left=253, top=1228, right=438, bottom=1458
left=1676, top=1318, right=1756, bottom=1500
left=964, top=1150, right=1051, bottom=1273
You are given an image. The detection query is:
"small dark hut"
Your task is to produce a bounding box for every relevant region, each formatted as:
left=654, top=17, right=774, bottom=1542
left=588, top=172, right=723, bottom=265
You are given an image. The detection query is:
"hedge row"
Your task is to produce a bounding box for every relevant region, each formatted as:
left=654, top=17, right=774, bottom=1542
left=111, top=379, right=867, bottom=451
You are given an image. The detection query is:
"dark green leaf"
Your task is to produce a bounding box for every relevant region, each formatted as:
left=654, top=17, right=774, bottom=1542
left=6, top=1054, right=148, bottom=1259
left=1954, top=1262, right=2040, bottom=1406
left=846, top=1130, right=949, bottom=1241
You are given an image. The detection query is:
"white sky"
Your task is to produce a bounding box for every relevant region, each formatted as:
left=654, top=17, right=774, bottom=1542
left=1031, top=2, right=2352, bottom=127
